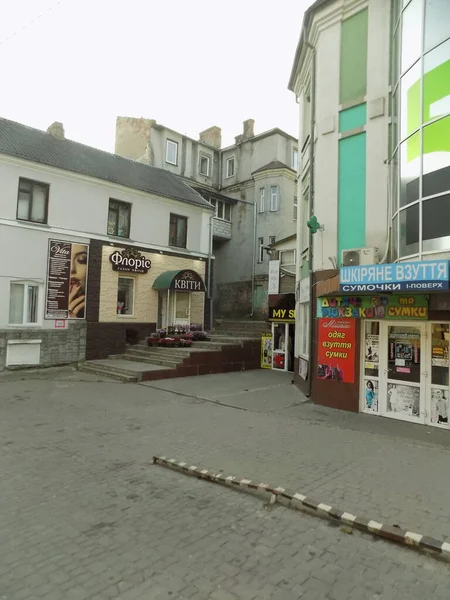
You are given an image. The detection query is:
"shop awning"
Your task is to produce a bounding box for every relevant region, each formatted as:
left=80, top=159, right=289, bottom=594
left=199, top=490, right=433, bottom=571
left=152, top=269, right=206, bottom=292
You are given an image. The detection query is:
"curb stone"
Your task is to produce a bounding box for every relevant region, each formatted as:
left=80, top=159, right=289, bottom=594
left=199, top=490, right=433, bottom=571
left=153, top=455, right=450, bottom=559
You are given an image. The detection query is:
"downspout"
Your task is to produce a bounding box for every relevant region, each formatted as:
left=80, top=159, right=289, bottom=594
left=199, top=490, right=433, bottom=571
left=250, top=190, right=257, bottom=317
left=207, top=213, right=214, bottom=330
left=305, top=38, right=316, bottom=398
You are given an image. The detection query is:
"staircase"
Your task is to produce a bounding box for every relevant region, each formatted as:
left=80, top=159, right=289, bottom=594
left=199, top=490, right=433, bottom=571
left=78, top=320, right=268, bottom=383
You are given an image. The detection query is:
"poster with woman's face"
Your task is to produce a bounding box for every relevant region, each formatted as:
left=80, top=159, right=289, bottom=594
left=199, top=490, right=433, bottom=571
left=364, top=379, right=378, bottom=413
left=387, top=384, right=420, bottom=418
left=45, top=240, right=89, bottom=320
left=430, top=389, right=449, bottom=426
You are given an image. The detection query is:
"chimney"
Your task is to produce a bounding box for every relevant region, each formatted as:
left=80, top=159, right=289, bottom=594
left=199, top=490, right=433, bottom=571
left=199, top=126, right=222, bottom=149
left=243, top=119, right=255, bottom=140
left=47, top=122, right=65, bottom=140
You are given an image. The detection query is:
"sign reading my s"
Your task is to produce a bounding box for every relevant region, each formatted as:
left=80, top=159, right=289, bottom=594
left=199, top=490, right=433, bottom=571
left=269, top=308, right=295, bottom=321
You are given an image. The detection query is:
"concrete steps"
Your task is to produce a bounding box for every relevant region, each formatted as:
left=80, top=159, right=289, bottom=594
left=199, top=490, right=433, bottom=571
left=113, top=352, right=182, bottom=369
left=78, top=359, right=171, bottom=382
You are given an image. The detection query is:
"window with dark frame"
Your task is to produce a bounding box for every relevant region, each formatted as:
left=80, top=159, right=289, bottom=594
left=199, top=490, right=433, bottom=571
left=199, top=154, right=210, bottom=176
left=16, top=178, right=49, bottom=224
left=117, top=278, right=134, bottom=315
left=169, top=213, right=188, bottom=248
left=258, top=237, right=264, bottom=263
left=108, top=199, right=131, bottom=238
left=293, top=196, right=298, bottom=221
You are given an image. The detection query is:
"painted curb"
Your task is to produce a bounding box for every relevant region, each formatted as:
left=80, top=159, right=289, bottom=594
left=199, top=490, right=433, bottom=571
left=153, top=455, right=450, bottom=558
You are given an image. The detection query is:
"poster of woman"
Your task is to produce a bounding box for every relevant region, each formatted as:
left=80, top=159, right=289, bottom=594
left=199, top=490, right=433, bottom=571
left=387, top=384, right=420, bottom=418
left=69, top=244, right=88, bottom=319
left=364, top=379, right=378, bottom=412
left=430, top=389, right=449, bottom=426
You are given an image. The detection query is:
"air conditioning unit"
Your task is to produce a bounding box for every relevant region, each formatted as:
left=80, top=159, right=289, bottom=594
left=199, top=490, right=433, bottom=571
left=341, top=247, right=379, bottom=267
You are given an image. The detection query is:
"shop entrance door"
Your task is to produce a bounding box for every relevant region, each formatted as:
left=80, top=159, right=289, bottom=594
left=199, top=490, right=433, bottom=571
left=426, top=323, right=450, bottom=429
left=174, top=292, right=190, bottom=326
left=381, top=322, right=426, bottom=424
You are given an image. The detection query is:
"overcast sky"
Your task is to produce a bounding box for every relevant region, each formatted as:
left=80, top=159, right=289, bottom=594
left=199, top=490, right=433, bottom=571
left=1, top=0, right=309, bottom=152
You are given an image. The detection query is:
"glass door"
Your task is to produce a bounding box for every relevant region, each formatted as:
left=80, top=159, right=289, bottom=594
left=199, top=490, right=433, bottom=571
left=427, top=323, right=450, bottom=428
left=362, top=321, right=381, bottom=414
left=272, top=323, right=288, bottom=371
left=174, top=292, right=190, bottom=326
left=382, top=322, right=425, bottom=424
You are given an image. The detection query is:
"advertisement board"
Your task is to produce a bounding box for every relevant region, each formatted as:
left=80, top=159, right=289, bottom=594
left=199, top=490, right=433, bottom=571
left=317, top=295, right=428, bottom=320
left=317, top=318, right=356, bottom=383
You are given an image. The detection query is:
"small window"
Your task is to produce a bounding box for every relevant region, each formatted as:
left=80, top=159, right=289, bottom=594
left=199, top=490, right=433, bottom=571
left=17, top=178, right=49, bottom=224
left=166, top=140, right=178, bottom=165
left=269, top=236, right=276, bottom=245
left=224, top=203, right=231, bottom=221
left=293, top=196, right=298, bottom=221
left=258, top=237, right=264, bottom=263
left=117, top=278, right=134, bottom=316
left=258, top=188, right=265, bottom=213
left=226, top=157, right=235, bottom=178
left=108, top=199, right=131, bottom=238
left=199, top=154, right=210, bottom=176
left=9, top=283, right=39, bottom=325
left=280, top=249, right=296, bottom=266
left=169, top=213, right=188, bottom=248
left=292, top=148, right=298, bottom=170
left=217, top=201, right=224, bottom=219
left=270, top=186, right=279, bottom=212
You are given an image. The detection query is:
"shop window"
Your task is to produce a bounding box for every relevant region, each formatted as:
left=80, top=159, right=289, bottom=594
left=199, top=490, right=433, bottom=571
left=431, top=323, right=450, bottom=386
left=422, top=115, right=450, bottom=198
left=363, top=321, right=380, bottom=414
left=399, top=202, right=419, bottom=257
left=424, top=0, right=450, bottom=52
left=16, top=178, right=49, bottom=224
left=422, top=194, right=450, bottom=251
left=117, top=278, right=134, bottom=316
left=9, top=283, right=39, bottom=325
left=169, top=213, right=188, bottom=248
left=108, top=200, right=131, bottom=238
left=401, top=0, right=423, bottom=73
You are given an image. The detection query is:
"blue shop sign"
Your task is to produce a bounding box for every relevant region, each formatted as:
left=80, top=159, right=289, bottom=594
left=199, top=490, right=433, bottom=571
left=340, top=261, right=450, bottom=292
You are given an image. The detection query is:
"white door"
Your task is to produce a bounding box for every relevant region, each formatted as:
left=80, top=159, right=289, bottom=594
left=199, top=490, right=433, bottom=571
left=174, top=292, right=190, bottom=326
left=426, top=322, right=450, bottom=429
left=380, top=321, right=426, bottom=424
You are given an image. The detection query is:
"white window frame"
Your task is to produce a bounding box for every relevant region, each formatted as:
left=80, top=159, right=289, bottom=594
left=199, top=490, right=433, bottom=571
left=279, top=249, right=297, bottom=266
left=258, top=188, right=265, bottom=213
left=226, top=156, right=235, bottom=178
left=270, top=186, right=279, bottom=212
left=293, top=195, right=298, bottom=221
left=9, top=282, right=40, bottom=326
left=166, top=140, right=178, bottom=165
left=258, top=237, right=264, bottom=263
left=292, top=148, right=298, bottom=171
left=117, top=277, right=135, bottom=317
left=199, top=153, right=211, bottom=176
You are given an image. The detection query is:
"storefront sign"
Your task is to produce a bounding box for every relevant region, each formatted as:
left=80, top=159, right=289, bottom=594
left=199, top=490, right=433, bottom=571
left=317, top=318, right=356, bottom=383
left=268, top=293, right=296, bottom=322
left=261, top=333, right=273, bottom=369
left=317, top=295, right=428, bottom=320
left=268, top=260, right=280, bottom=295
left=110, top=248, right=151, bottom=274
left=299, top=277, right=310, bottom=303
left=172, top=271, right=205, bottom=291
left=45, top=240, right=89, bottom=320
left=340, top=260, right=450, bottom=292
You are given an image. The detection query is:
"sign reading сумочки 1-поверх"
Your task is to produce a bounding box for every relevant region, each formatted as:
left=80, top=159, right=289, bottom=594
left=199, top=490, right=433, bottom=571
left=340, top=260, right=450, bottom=292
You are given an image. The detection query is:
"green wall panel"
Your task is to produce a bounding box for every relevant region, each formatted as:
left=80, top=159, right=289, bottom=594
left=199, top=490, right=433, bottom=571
left=339, top=9, right=368, bottom=105
left=339, top=103, right=367, bottom=133
left=338, top=132, right=367, bottom=258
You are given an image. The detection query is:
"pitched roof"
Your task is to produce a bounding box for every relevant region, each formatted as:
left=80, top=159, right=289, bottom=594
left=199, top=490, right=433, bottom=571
left=192, top=186, right=238, bottom=204
left=0, top=117, right=212, bottom=210
left=252, top=160, right=296, bottom=175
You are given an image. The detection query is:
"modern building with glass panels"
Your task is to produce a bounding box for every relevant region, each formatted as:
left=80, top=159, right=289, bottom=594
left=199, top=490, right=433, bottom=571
left=289, top=0, right=450, bottom=428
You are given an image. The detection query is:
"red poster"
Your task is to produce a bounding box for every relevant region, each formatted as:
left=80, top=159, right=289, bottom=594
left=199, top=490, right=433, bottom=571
left=317, top=318, right=356, bottom=383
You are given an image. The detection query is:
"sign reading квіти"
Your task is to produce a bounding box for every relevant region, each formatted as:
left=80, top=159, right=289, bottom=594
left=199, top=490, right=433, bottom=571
left=340, top=261, right=450, bottom=292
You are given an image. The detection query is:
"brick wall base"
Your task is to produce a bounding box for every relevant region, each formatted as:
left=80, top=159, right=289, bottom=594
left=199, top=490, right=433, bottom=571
left=86, top=322, right=156, bottom=360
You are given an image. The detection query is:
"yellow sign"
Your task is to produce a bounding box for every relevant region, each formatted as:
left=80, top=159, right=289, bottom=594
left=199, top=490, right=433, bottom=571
left=261, top=333, right=273, bottom=369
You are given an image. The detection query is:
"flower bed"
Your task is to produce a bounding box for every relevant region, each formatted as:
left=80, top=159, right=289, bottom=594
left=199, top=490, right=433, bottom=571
left=145, top=324, right=208, bottom=348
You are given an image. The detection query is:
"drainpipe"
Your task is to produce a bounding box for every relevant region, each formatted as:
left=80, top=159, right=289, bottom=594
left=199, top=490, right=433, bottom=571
left=305, top=38, right=316, bottom=398
left=207, top=213, right=214, bottom=330
left=250, top=192, right=257, bottom=317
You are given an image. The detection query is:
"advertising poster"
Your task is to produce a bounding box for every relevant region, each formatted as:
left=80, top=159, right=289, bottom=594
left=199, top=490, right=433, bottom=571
left=261, top=334, right=273, bottom=369
left=317, top=295, right=428, bottom=320
left=364, top=379, right=379, bottom=413
left=317, top=318, right=356, bottom=383
left=387, top=384, right=420, bottom=418
left=430, top=389, right=449, bottom=426
left=45, top=240, right=89, bottom=320
left=365, top=334, right=379, bottom=371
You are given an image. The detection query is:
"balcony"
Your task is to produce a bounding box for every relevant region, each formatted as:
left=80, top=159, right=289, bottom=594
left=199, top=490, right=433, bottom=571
left=213, top=217, right=232, bottom=241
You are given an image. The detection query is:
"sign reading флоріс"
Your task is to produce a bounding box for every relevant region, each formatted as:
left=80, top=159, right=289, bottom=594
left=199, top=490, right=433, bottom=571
left=340, top=260, right=450, bottom=292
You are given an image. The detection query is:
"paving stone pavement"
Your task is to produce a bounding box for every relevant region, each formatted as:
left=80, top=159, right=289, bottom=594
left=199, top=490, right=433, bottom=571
left=1, top=373, right=450, bottom=599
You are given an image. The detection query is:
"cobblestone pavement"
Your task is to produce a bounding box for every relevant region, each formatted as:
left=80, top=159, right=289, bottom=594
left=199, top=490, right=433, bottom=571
left=1, top=373, right=450, bottom=599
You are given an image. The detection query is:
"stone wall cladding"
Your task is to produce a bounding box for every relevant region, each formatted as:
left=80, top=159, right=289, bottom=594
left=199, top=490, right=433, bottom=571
left=0, top=321, right=86, bottom=371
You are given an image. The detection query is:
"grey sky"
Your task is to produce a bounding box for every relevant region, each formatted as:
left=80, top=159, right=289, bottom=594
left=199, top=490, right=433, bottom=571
left=1, top=0, right=309, bottom=152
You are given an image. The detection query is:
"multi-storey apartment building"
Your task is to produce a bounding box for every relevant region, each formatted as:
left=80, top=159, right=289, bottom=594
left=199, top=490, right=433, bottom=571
left=115, top=117, right=298, bottom=318
left=289, top=0, right=450, bottom=429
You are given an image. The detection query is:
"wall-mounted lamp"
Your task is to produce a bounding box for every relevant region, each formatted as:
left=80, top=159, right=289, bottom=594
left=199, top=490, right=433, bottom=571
left=263, top=246, right=274, bottom=256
